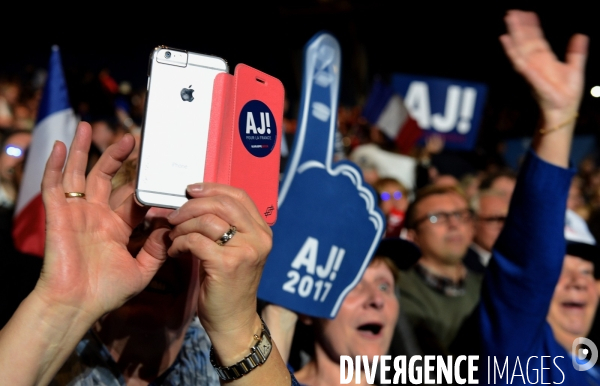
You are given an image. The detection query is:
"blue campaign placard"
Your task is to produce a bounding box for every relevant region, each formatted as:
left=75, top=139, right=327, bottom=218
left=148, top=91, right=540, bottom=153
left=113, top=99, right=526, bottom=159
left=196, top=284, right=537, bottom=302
left=238, top=100, right=277, bottom=158
left=257, top=32, right=385, bottom=319
left=392, top=74, right=488, bottom=151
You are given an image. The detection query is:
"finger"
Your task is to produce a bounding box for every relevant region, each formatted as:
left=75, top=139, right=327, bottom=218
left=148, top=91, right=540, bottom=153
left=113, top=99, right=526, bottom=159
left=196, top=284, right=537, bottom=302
left=62, top=122, right=92, bottom=196
left=168, top=232, right=216, bottom=258
left=566, top=34, right=589, bottom=73
left=504, top=10, right=553, bottom=60
left=169, top=229, right=269, bottom=269
left=135, top=227, right=171, bottom=282
left=181, top=183, right=269, bottom=233
left=505, top=10, right=544, bottom=44
left=281, top=32, right=340, bottom=199
left=41, top=140, right=68, bottom=210
left=113, top=193, right=150, bottom=231
left=85, top=134, right=135, bottom=203
left=169, top=191, right=255, bottom=240
left=499, top=34, right=521, bottom=70
left=169, top=213, right=230, bottom=243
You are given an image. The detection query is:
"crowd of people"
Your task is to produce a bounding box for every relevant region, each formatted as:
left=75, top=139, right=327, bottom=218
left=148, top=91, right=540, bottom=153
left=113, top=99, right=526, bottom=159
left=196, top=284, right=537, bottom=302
left=0, top=8, right=600, bottom=386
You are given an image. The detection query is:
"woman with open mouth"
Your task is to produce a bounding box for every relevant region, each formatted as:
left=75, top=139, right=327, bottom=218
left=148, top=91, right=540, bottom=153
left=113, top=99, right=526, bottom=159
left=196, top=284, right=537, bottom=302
left=263, top=238, right=420, bottom=385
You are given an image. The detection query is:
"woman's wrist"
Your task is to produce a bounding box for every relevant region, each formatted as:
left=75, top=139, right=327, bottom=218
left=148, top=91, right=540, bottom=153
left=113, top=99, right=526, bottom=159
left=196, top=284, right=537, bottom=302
left=28, top=287, right=100, bottom=338
left=539, top=106, right=580, bottom=134
left=207, top=312, right=264, bottom=366
left=0, top=290, right=99, bottom=385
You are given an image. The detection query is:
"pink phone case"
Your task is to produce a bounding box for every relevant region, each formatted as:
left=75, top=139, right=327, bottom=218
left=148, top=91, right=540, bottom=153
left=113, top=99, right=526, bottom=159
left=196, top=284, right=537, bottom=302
left=205, top=64, right=284, bottom=225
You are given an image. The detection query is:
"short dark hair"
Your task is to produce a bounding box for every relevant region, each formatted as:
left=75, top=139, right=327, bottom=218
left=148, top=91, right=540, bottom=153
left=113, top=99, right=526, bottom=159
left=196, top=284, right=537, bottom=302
left=479, top=169, right=517, bottom=191
left=405, top=185, right=468, bottom=229
left=1, top=129, right=30, bottom=147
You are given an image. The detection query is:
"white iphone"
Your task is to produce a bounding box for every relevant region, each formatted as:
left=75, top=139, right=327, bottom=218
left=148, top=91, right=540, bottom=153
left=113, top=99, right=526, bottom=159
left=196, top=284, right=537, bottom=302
left=136, top=46, right=228, bottom=208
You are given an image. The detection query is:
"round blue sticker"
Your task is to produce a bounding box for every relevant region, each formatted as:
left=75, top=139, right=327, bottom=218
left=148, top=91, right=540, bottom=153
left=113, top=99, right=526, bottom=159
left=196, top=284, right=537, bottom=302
left=238, top=100, right=277, bottom=158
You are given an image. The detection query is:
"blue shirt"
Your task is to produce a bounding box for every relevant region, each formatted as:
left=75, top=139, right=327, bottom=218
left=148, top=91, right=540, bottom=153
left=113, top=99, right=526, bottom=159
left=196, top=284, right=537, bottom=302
left=479, top=149, right=600, bottom=385
left=51, top=317, right=220, bottom=385
left=51, top=316, right=299, bottom=385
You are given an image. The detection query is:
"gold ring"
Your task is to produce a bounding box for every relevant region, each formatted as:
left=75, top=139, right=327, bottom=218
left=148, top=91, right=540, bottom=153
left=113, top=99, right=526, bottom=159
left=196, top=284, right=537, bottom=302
left=65, top=192, right=86, bottom=198
left=216, top=226, right=237, bottom=246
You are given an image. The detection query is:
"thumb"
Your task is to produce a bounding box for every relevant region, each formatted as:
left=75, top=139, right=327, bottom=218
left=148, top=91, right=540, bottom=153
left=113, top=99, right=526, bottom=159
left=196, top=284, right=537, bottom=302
left=566, top=34, right=589, bottom=73
left=135, top=227, right=171, bottom=282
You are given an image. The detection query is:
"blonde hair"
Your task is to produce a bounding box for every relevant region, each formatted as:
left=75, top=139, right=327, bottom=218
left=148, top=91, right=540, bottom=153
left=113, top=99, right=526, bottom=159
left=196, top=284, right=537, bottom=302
left=111, top=158, right=138, bottom=191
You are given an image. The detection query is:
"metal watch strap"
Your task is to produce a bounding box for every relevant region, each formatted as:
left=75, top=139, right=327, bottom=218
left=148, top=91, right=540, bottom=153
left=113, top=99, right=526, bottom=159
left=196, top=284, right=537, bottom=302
left=210, top=317, right=273, bottom=381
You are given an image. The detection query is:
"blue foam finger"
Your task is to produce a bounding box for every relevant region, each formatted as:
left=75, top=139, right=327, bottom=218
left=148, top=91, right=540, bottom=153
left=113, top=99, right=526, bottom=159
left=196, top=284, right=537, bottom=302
left=257, top=32, right=385, bottom=319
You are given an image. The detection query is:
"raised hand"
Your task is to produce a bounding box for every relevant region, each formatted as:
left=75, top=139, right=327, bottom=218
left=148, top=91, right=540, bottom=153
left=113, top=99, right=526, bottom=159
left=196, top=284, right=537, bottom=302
left=500, top=10, right=589, bottom=167
left=500, top=10, right=588, bottom=119
left=36, top=121, right=169, bottom=317
left=167, top=183, right=272, bottom=337
left=167, top=183, right=292, bottom=385
left=0, top=122, right=171, bottom=386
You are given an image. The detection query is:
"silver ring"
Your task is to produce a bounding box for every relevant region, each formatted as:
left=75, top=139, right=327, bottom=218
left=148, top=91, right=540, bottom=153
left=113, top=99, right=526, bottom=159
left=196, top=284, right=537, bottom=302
left=217, top=226, right=237, bottom=246
left=65, top=192, right=86, bottom=198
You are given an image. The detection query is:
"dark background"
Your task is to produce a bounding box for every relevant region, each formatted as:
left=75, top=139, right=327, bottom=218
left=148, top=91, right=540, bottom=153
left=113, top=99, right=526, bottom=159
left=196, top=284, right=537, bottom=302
left=3, top=1, right=599, bottom=152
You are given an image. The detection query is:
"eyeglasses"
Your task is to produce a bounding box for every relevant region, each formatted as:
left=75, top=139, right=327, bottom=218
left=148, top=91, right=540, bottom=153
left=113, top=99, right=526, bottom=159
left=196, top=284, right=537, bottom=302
left=477, top=215, right=506, bottom=225
left=414, top=209, right=473, bottom=226
left=380, top=191, right=403, bottom=201
left=4, top=145, right=23, bottom=158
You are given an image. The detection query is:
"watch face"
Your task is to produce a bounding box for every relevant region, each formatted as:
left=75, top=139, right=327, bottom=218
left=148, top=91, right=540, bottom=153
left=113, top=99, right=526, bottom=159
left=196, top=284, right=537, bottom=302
left=258, top=333, right=273, bottom=359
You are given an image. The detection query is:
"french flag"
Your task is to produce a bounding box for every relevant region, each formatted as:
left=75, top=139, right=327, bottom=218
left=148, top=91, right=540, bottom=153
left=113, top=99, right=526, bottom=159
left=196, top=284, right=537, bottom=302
left=12, top=46, right=77, bottom=257
left=362, top=79, right=423, bottom=155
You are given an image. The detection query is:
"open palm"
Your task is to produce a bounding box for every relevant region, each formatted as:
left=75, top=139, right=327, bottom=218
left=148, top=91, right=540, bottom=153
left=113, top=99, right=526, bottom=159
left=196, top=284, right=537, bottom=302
left=500, top=10, right=588, bottom=114
left=36, top=122, right=168, bottom=318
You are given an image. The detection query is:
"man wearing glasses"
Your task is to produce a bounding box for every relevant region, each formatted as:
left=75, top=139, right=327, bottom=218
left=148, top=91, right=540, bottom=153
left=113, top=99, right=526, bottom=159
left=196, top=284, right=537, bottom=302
left=398, top=185, right=482, bottom=355
left=464, top=189, right=510, bottom=273
left=0, top=130, right=31, bottom=248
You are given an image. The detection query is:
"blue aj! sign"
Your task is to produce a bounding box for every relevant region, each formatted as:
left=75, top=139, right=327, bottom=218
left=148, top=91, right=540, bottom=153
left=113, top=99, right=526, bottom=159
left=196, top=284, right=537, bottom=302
left=392, top=74, right=488, bottom=151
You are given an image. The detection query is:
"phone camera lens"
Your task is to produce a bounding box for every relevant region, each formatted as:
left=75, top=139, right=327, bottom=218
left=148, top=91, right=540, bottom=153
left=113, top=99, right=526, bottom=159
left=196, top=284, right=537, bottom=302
left=165, top=51, right=172, bottom=59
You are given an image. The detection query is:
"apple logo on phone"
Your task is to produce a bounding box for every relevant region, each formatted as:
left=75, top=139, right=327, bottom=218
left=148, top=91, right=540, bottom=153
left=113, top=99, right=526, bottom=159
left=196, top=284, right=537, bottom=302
left=180, top=85, right=194, bottom=102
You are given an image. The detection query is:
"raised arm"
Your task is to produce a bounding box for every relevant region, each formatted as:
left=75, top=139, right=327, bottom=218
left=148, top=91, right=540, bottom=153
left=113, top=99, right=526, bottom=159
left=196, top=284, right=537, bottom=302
left=478, top=9, right=587, bottom=362
left=168, top=183, right=293, bottom=385
left=0, top=122, right=168, bottom=385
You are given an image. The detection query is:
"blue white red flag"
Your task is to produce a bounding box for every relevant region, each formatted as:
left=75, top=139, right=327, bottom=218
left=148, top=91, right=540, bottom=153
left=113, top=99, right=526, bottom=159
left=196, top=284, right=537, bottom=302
left=13, top=46, right=77, bottom=257
left=362, top=79, right=423, bottom=154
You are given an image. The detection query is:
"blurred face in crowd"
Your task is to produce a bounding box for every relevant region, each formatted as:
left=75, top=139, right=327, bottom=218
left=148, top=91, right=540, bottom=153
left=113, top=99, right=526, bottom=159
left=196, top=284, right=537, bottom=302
left=1, top=83, right=20, bottom=105
left=433, top=174, right=459, bottom=188
left=312, top=259, right=399, bottom=362
left=409, top=192, right=474, bottom=265
left=0, top=132, right=31, bottom=183
left=91, top=120, right=116, bottom=152
left=567, top=179, right=585, bottom=213
left=377, top=180, right=408, bottom=216
left=474, top=194, right=509, bottom=252
left=363, top=169, right=379, bottom=186
left=460, top=175, right=481, bottom=202
left=106, top=182, right=199, bottom=332
left=490, top=176, right=516, bottom=198
left=547, top=255, right=598, bottom=340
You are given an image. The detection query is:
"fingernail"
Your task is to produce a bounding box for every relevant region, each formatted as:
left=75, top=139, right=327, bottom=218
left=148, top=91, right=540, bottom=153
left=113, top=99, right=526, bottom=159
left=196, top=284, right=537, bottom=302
left=187, top=183, right=204, bottom=193
left=167, top=208, right=179, bottom=219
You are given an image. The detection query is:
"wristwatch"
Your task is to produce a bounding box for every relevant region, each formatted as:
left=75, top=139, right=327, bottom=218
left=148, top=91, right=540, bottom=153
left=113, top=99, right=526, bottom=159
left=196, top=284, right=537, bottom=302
left=210, top=317, right=273, bottom=381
